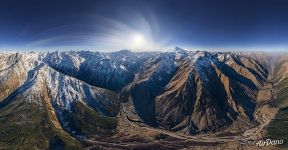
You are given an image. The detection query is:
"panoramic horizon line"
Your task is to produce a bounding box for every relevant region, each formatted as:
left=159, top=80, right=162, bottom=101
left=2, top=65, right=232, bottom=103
left=0, top=46, right=287, bottom=53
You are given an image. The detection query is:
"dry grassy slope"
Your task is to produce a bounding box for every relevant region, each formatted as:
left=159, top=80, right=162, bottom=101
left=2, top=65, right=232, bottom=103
left=266, top=54, right=288, bottom=149
left=0, top=90, right=82, bottom=150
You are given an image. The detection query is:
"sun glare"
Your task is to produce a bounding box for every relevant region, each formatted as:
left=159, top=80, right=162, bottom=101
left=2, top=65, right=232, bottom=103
left=126, top=32, right=163, bottom=50
left=128, top=33, right=148, bottom=49
left=120, top=32, right=159, bottom=50
left=132, top=34, right=145, bottom=44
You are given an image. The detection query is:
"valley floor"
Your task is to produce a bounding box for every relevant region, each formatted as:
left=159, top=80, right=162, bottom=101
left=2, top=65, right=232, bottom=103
left=82, top=77, right=279, bottom=150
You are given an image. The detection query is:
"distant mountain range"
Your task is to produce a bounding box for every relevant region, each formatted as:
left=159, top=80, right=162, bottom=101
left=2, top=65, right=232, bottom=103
left=0, top=48, right=287, bottom=149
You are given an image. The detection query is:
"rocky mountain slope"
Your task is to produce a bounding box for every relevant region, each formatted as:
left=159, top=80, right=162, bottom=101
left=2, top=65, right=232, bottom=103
left=0, top=49, right=287, bottom=149
left=0, top=52, right=119, bottom=149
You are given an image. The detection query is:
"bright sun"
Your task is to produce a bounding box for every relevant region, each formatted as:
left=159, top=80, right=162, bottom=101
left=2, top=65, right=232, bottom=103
left=132, top=33, right=145, bottom=45
left=128, top=33, right=156, bottom=50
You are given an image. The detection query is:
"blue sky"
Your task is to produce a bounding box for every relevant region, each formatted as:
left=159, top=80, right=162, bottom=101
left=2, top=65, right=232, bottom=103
left=1, top=0, right=288, bottom=51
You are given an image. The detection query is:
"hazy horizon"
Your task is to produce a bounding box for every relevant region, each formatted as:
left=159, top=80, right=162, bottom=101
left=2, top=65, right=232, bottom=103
left=0, top=46, right=287, bottom=53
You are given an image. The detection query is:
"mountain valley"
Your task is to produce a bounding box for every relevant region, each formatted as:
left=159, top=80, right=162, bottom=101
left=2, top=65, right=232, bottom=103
left=0, top=49, right=287, bottom=150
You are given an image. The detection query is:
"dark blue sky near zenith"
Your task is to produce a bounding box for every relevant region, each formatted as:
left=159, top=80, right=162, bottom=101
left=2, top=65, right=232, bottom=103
left=0, top=0, right=288, bottom=51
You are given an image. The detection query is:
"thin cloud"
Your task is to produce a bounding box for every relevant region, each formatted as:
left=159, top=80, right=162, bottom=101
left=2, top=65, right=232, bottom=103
left=25, top=14, right=171, bottom=51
